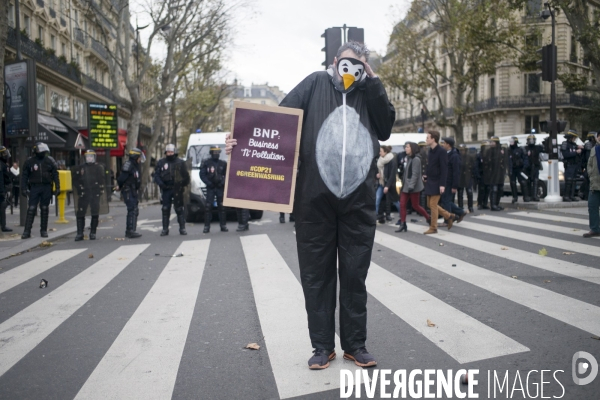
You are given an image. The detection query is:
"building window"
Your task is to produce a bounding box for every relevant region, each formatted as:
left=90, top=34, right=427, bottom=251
left=38, top=26, right=44, bottom=44
left=73, top=99, right=86, bottom=125
left=61, top=42, right=66, bottom=57
left=244, top=87, right=251, bottom=97
left=37, top=83, right=46, bottom=110
left=8, top=4, right=15, bottom=27
left=525, top=73, right=540, bottom=94
left=85, top=59, right=90, bottom=74
left=260, top=89, right=266, bottom=97
left=525, top=0, right=541, bottom=16
left=570, top=35, right=578, bottom=63
left=490, top=78, right=495, bottom=99
left=525, top=116, right=540, bottom=134
left=51, top=91, right=71, bottom=117
left=51, top=35, right=56, bottom=50
left=24, top=15, right=31, bottom=36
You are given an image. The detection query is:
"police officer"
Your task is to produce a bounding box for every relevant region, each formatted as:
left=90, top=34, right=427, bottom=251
left=484, top=137, right=505, bottom=211
left=508, top=136, right=530, bottom=203
left=580, top=132, right=597, bottom=200
left=478, top=141, right=491, bottom=209
left=200, top=146, right=228, bottom=233
left=154, top=144, right=190, bottom=236
left=457, top=144, right=476, bottom=213
left=0, top=146, right=13, bottom=232
left=561, top=129, right=583, bottom=202
left=116, top=148, right=145, bottom=238
left=21, top=142, right=60, bottom=239
left=72, top=150, right=107, bottom=241
left=524, top=132, right=545, bottom=201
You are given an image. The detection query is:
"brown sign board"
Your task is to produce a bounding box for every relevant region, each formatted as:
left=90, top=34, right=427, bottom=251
left=223, top=101, right=303, bottom=213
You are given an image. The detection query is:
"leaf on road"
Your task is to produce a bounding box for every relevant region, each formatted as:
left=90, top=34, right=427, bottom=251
left=88, top=254, right=94, bottom=259
left=572, top=229, right=580, bottom=232
left=501, top=247, right=509, bottom=250
left=591, top=335, right=600, bottom=340
left=538, top=248, right=547, bottom=256
left=245, top=343, right=260, bottom=350
left=115, top=238, right=125, bottom=241
left=427, top=319, right=436, bottom=327
left=49, top=228, right=57, bottom=232
left=40, top=241, right=53, bottom=247
left=562, top=252, right=576, bottom=255
left=511, top=276, right=518, bottom=279
left=543, top=280, right=551, bottom=283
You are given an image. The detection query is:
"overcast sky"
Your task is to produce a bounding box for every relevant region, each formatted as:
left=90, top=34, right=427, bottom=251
left=225, top=0, right=410, bottom=93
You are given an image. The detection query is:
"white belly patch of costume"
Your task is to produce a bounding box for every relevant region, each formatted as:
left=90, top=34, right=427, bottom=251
left=315, top=105, right=373, bottom=199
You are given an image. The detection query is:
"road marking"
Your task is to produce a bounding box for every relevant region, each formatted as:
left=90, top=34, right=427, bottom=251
left=375, top=231, right=600, bottom=336
left=0, top=249, right=86, bottom=295
left=473, top=215, right=598, bottom=239
left=367, top=262, right=529, bottom=363
left=75, top=240, right=209, bottom=400
left=455, top=220, right=600, bottom=257
left=509, top=211, right=589, bottom=226
left=0, top=244, right=149, bottom=378
left=405, top=224, right=600, bottom=285
left=241, top=234, right=347, bottom=399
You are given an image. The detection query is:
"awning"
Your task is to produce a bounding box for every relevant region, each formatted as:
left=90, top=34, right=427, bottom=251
left=55, top=116, right=89, bottom=150
left=38, top=114, right=68, bottom=133
left=26, top=123, right=67, bottom=147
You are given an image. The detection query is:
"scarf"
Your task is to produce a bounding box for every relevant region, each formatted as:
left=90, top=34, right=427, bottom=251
left=595, top=144, right=600, bottom=174
left=377, top=152, right=394, bottom=186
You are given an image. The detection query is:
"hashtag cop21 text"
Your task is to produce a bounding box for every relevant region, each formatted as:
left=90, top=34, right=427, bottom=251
left=340, top=369, right=567, bottom=399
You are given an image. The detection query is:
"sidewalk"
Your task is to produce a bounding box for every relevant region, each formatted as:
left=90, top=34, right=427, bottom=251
left=0, top=199, right=160, bottom=260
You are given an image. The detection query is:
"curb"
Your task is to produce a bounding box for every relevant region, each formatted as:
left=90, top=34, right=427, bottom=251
left=0, top=225, right=78, bottom=261
left=498, top=199, right=589, bottom=210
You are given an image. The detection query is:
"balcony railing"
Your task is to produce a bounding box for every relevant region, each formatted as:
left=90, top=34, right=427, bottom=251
left=6, top=26, right=81, bottom=85
left=90, top=37, right=109, bottom=60
left=81, top=73, right=119, bottom=103
left=73, top=28, right=85, bottom=45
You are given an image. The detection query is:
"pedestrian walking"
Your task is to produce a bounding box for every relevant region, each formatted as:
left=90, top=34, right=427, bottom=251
left=508, top=136, right=530, bottom=203
left=396, top=142, right=429, bottom=233
left=200, top=146, right=228, bottom=233
left=561, top=129, right=583, bottom=202
left=116, top=148, right=145, bottom=239
left=439, top=137, right=466, bottom=225
left=423, top=131, right=455, bottom=234
left=10, top=162, right=19, bottom=207
left=584, top=132, right=600, bottom=238
left=226, top=40, right=395, bottom=369
left=580, top=132, right=597, bottom=201
left=524, top=132, right=544, bottom=202
left=376, top=145, right=395, bottom=223
left=21, top=143, right=60, bottom=239
left=0, top=147, right=13, bottom=232
left=483, top=136, right=505, bottom=211
left=154, top=144, right=190, bottom=236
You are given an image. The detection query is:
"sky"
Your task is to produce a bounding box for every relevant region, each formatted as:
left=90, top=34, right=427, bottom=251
left=224, top=0, right=410, bottom=93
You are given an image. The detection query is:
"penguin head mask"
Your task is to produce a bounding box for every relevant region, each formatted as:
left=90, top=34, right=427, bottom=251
left=329, top=57, right=367, bottom=93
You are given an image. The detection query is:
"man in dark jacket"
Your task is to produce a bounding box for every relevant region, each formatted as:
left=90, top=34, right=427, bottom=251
left=225, top=41, right=395, bottom=369
left=440, top=137, right=466, bottom=223
left=423, top=131, right=455, bottom=234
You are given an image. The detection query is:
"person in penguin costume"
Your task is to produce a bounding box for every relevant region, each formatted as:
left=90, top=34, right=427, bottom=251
left=226, top=41, right=395, bottom=369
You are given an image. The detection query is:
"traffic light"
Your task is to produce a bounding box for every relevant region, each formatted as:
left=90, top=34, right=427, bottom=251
left=347, top=27, right=364, bottom=43
left=322, top=28, right=342, bottom=68
left=537, top=44, right=557, bottom=82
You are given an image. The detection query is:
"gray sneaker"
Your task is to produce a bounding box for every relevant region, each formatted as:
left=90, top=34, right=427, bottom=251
left=343, top=347, right=377, bottom=367
left=308, top=348, right=336, bottom=370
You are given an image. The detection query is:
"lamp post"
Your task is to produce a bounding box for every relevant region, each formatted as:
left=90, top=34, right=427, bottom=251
left=540, top=3, right=561, bottom=203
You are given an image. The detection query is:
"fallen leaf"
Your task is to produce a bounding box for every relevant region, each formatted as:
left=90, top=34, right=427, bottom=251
left=88, top=254, right=94, bottom=259
left=538, top=248, right=547, bottom=256
left=543, top=280, right=551, bottom=283
left=511, top=276, right=518, bottom=279
left=572, top=229, right=579, bottom=231
left=501, top=247, right=509, bottom=250
left=40, top=241, right=53, bottom=247
left=48, top=228, right=57, bottom=232
left=115, top=238, right=125, bottom=241
left=591, top=335, right=600, bottom=340
left=245, top=343, right=260, bottom=350
left=562, top=252, right=576, bottom=255
left=427, top=319, right=436, bottom=327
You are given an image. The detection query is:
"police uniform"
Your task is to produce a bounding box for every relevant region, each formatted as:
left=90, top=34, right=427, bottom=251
left=21, top=143, right=59, bottom=239
left=508, top=136, right=530, bottom=203
left=72, top=150, right=108, bottom=241
left=154, top=145, right=190, bottom=236
left=525, top=134, right=544, bottom=201
left=580, top=132, right=597, bottom=200
left=0, top=147, right=13, bottom=232
left=117, top=149, right=144, bottom=238
left=199, top=147, right=228, bottom=233
left=561, top=130, right=582, bottom=202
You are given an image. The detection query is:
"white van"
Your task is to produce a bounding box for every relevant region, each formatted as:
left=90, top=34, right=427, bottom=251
left=184, top=132, right=263, bottom=222
left=498, top=133, right=584, bottom=198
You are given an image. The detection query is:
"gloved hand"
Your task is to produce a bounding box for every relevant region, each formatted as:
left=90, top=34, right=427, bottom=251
left=53, top=189, right=59, bottom=196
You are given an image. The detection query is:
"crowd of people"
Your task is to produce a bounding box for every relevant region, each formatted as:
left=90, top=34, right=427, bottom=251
left=373, top=129, right=599, bottom=236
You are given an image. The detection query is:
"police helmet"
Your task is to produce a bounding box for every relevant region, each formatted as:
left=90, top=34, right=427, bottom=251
left=510, top=136, right=519, bottom=146
left=34, top=142, right=50, bottom=154
left=0, top=146, right=10, bottom=161
left=84, top=150, right=96, bottom=164
left=526, top=134, right=536, bottom=145
left=128, top=148, right=146, bottom=163
left=587, top=132, right=597, bottom=141
left=164, top=144, right=177, bottom=155
left=210, top=146, right=222, bottom=159
left=564, top=129, right=578, bottom=139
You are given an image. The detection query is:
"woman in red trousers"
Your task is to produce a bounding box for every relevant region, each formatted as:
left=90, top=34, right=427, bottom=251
left=396, top=142, right=430, bottom=232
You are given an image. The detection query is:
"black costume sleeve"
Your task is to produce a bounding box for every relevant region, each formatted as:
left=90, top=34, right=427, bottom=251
left=279, top=73, right=317, bottom=110
left=364, top=77, right=395, bottom=141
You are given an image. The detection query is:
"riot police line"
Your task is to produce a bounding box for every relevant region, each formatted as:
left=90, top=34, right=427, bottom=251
left=0, top=142, right=255, bottom=241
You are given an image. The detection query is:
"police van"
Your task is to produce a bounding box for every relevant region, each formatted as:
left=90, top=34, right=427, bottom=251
left=184, top=132, right=263, bottom=222
left=498, top=133, right=584, bottom=199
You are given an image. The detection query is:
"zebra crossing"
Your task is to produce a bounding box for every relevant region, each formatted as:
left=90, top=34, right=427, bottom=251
left=0, top=210, right=598, bottom=399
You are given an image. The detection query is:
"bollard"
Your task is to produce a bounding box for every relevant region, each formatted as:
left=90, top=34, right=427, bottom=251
left=55, top=170, right=72, bottom=224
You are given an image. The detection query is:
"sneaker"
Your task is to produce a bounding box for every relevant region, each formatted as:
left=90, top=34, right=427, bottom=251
left=343, top=347, right=377, bottom=368
left=308, top=348, right=336, bottom=370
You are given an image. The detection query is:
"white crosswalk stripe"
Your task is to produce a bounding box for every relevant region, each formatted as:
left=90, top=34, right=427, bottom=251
left=374, top=231, right=600, bottom=336
left=473, top=214, right=598, bottom=239
left=509, top=211, right=589, bottom=226
left=75, top=240, right=210, bottom=400
left=0, top=249, right=87, bottom=295
left=0, top=244, right=149, bottom=378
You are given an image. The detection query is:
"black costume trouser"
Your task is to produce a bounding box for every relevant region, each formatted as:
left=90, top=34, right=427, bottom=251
left=295, top=187, right=375, bottom=352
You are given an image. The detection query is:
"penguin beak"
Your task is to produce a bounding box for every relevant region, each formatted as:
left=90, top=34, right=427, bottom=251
left=343, top=74, right=355, bottom=90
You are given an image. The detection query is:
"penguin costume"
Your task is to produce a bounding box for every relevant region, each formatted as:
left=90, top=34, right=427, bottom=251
left=278, top=43, right=395, bottom=368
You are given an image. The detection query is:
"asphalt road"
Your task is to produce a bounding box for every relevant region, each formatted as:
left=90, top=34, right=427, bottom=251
left=0, top=206, right=599, bottom=400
